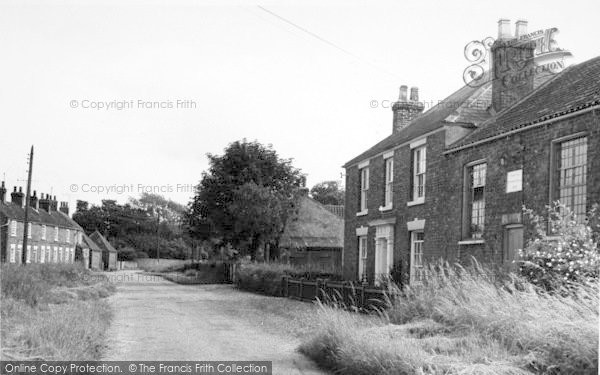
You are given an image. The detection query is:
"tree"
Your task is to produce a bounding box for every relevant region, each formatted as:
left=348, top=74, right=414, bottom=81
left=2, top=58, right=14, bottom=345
left=310, top=180, right=344, bottom=205
left=187, top=140, right=305, bottom=259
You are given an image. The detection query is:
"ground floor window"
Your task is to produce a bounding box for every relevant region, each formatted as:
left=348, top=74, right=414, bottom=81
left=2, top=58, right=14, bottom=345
left=9, top=244, right=16, bottom=263
left=410, top=231, right=425, bottom=283
left=358, top=236, right=367, bottom=282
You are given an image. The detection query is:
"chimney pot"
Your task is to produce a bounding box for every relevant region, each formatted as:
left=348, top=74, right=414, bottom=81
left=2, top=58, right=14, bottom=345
left=515, top=19, right=528, bottom=39
left=399, top=85, right=408, bottom=101
left=498, top=19, right=512, bottom=40
left=0, top=181, right=5, bottom=203
left=410, top=87, right=419, bottom=102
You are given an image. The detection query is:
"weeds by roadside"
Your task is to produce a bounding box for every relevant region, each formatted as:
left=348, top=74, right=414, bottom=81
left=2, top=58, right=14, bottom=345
left=0, top=263, right=115, bottom=360
left=300, top=263, right=599, bottom=375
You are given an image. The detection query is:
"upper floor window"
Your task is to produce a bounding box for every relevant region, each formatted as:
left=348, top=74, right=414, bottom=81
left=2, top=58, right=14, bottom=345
left=556, top=136, right=587, bottom=221
left=384, top=157, right=393, bottom=207
left=66, top=229, right=71, bottom=243
left=412, top=146, right=426, bottom=200
left=359, top=167, right=369, bottom=212
left=10, top=220, right=17, bottom=237
left=464, top=162, right=487, bottom=239
left=27, top=223, right=32, bottom=239
left=54, top=226, right=59, bottom=242
left=42, top=225, right=47, bottom=240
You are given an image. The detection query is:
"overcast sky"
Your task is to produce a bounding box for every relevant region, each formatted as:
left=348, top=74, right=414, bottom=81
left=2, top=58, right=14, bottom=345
left=1, top=0, right=599, bottom=209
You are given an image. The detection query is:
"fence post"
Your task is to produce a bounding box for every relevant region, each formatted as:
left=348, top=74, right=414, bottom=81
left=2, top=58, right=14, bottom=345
left=281, top=276, right=288, bottom=297
left=360, top=284, right=365, bottom=310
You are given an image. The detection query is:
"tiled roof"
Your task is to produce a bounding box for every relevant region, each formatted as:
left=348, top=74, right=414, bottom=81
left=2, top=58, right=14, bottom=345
left=0, top=201, right=82, bottom=231
left=344, top=80, right=493, bottom=167
left=279, top=196, right=343, bottom=249
left=447, top=56, right=600, bottom=151
left=82, top=233, right=102, bottom=252
left=90, top=230, right=118, bottom=253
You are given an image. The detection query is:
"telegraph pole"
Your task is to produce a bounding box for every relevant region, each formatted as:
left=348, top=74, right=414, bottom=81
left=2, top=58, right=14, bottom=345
left=22, top=146, right=34, bottom=265
left=155, top=208, right=161, bottom=264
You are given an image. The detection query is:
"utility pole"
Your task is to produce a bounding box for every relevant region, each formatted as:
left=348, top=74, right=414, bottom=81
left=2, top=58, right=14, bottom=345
left=155, top=208, right=161, bottom=263
left=22, top=145, right=34, bottom=265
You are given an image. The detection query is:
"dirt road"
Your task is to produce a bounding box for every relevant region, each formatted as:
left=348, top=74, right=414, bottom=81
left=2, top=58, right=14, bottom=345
left=102, top=271, right=326, bottom=374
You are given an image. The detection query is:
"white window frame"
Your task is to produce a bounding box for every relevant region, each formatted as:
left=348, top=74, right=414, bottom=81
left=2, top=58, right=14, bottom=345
left=411, top=146, right=426, bottom=203
left=42, top=225, right=47, bottom=240
left=54, top=226, right=59, bottom=242
left=53, top=246, right=58, bottom=263
left=10, top=220, right=17, bottom=237
left=383, top=157, right=394, bottom=209
left=9, top=244, right=16, bottom=263
left=40, top=245, right=46, bottom=263
left=26, top=245, right=31, bottom=263
left=66, top=229, right=71, bottom=243
left=357, top=167, right=369, bottom=215
left=358, top=236, right=368, bottom=282
left=410, top=231, right=425, bottom=284
left=27, top=223, right=32, bottom=239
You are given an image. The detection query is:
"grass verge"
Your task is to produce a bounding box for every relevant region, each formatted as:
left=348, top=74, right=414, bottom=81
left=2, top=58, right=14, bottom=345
left=299, top=264, right=599, bottom=374
left=1, top=263, right=115, bottom=360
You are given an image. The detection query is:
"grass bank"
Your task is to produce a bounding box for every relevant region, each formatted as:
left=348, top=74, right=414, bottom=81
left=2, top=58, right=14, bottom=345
left=1, top=264, right=115, bottom=360
left=299, top=264, right=599, bottom=374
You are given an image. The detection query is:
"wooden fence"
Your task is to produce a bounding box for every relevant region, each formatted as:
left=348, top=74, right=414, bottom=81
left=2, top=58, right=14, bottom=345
left=281, top=276, right=397, bottom=311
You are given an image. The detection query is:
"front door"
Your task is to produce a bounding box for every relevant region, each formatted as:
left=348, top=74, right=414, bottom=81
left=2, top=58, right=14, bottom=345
left=504, top=225, right=524, bottom=269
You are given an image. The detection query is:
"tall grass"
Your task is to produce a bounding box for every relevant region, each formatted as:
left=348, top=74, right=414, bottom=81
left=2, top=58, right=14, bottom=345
left=300, top=263, right=599, bottom=374
left=1, top=263, right=115, bottom=360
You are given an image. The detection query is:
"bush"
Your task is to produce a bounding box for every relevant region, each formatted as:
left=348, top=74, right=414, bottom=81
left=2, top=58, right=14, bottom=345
left=520, top=203, right=600, bottom=290
left=235, top=262, right=343, bottom=296
left=117, top=246, right=137, bottom=261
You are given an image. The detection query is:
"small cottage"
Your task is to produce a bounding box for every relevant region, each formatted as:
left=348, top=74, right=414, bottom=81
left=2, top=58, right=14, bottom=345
left=90, top=230, right=118, bottom=271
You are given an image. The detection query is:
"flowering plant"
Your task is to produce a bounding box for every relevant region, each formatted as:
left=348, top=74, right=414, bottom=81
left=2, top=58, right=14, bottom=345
left=519, top=202, right=599, bottom=290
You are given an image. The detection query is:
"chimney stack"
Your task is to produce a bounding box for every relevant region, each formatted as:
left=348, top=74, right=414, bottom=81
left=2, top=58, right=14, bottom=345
left=392, top=84, right=424, bottom=133
left=497, top=19, right=512, bottom=39
left=515, top=19, right=528, bottom=39
left=11, top=187, right=24, bottom=207
left=59, top=201, right=69, bottom=215
left=0, top=181, right=6, bottom=203
left=30, top=190, right=39, bottom=210
left=39, top=193, right=51, bottom=212
left=50, top=196, right=58, bottom=212
left=491, top=19, right=535, bottom=112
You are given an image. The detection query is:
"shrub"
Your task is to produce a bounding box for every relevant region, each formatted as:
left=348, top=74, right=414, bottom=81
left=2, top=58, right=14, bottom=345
left=520, top=203, right=600, bottom=290
left=235, top=262, right=343, bottom=296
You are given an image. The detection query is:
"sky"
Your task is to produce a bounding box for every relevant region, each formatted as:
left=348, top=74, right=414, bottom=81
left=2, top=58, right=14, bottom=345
left=1, top=0, right=599, bottom=210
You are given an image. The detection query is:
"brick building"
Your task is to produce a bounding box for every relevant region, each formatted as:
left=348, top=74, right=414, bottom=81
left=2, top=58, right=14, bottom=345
left=0, top=182, right=86, bottom=265
left=342, top=20, right=600, bottom=284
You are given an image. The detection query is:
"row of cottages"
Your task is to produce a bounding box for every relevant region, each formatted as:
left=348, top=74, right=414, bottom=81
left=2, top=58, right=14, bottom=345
left=0, top=182, right=118, bottom=271
left=279, top=192, right=344, bottom=270
left=342, top=20, right=600, bottom=285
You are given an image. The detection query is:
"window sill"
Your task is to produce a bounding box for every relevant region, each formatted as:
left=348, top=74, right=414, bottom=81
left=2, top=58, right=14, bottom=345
left=356, top=210, right=368, bottom=217
left=458, top=239, right=485, bottom=245
left=379, top=204, right=393, bottom=212
left=407, top=198, right=425, bottom=207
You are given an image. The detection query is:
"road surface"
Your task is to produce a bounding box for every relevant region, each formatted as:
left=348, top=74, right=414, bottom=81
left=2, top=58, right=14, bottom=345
left=102, top=270, right=326, bottom=374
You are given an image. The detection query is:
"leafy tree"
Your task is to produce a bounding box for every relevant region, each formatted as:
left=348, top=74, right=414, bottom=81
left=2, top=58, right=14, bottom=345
left=187, top=140, right=305, bottom=259
left=310, top=180, right=344, bottom=205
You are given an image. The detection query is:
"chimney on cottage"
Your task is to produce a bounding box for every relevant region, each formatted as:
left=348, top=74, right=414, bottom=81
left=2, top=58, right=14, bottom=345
left=39, top=193, right=51, bottom=212
left=11, top=187, right=24, bottom=207
left=0, top=181, right=6, bottom=203
left=59, top=201, right=69, bottom=215
left=491, top=19, right=535, bottom=113
left=392, top=85, right=424, bottom=133
left=50, top=196, right=58, bottom=212
left=30, top=190, right=39, bottom=210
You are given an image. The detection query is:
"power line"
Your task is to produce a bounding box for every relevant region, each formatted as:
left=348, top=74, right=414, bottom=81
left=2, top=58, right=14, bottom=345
left=256, top=5, right=400, bottom=80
